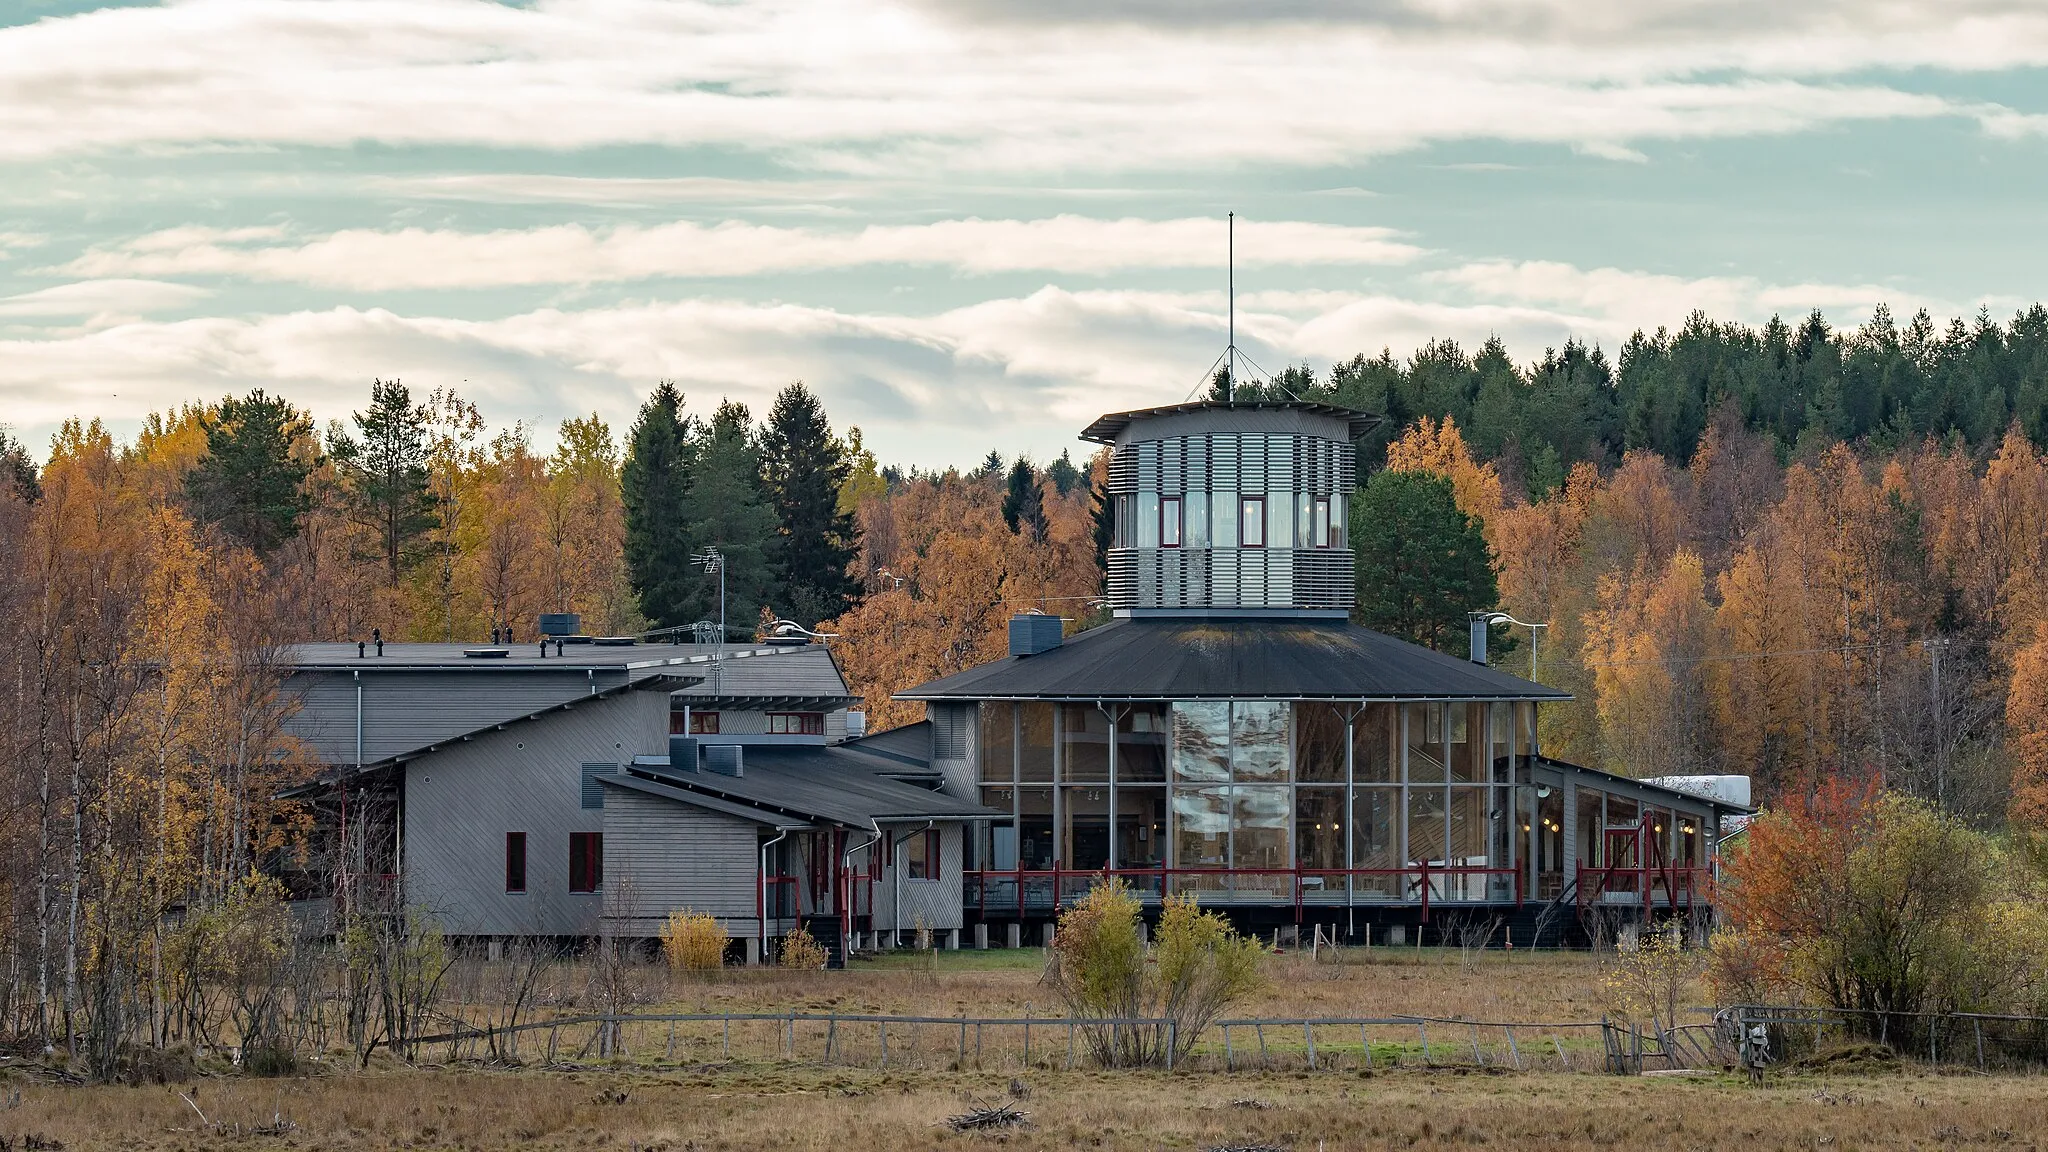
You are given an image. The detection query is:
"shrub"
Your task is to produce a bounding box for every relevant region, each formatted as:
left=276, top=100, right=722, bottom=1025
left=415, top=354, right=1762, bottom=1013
left=660, top=910, right=727, bottom=976
left=778, top=927, right=829, bottom=970
left=1044, top=879, right=1264, bottom=1067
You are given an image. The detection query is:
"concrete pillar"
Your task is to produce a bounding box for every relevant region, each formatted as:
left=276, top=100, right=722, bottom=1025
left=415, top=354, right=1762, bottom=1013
left=974, top=923, right=989, bottom=950
left=1388, top=924, right=1407, bottom=946
left=745, top=936, right=762, bottom=966
left=1042, top=922, right=1057, bottom=947
left=1006, top=922, right=1022, bottom=949
left=486, top=939, right=502, bottom=963
left=945, top=928, right=960, bottom=951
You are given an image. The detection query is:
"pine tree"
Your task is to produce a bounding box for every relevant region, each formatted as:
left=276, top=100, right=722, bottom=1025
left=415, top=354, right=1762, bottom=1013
left=329, top=379, right=434, bottom=586
left=1089, top=473, right=1114, bottom=591
left=1002, top=458, right=1048, bottom=543
left=973, top=450, right=1005, bottom=480
left=682, top=401, right=781, bottom=635
left=621, top=381, right=697, bottom=629
left=759, top=383, right=858, bottom=626
left=1351, top=470, right=1498, bottom=650
left=186, top=389, right=315, bottom=554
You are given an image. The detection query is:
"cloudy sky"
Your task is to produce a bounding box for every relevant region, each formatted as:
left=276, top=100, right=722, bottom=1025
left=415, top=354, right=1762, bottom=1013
left=3, top=0, right=2046, bottom=468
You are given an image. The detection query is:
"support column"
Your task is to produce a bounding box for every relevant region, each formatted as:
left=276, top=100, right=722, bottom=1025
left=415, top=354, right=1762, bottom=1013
left=974, top=922, right=989, bottom=950
left=945, top=928, right=960, bottom=951
left=744, top=936, right=761, bottom=966
left=1006, top=922, right=1022, bottom=949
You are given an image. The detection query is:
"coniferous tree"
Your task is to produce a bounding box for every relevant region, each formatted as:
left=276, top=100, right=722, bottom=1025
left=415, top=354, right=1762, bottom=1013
left=185, top=388, right=314, bottom=555
left=972, top=450, right=1005, bottom=480
left=1089, top=473, right=1115, bottom=591
left=1350, top=470, right=1497, bottom=651
left=329, top=379, right=434, bottom=586
left=759, top=383, right=858, bottom=625
left=682, top=401, right=781, bottom=634
left=621, top=381, right=697, bottom=629
left=1045, top=449, right=1081, bottom=496
left=1002, top=458, right=1048, bottom=543
left=0, top=427, right=38, bottom=503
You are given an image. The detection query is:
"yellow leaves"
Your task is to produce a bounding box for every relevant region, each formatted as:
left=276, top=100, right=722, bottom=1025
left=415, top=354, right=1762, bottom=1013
left=1581, top=549, right=1717, bottom=777
left=2009, top=622, right=2048, bottom=831
left=1384, top=414, right=1502, bottom=527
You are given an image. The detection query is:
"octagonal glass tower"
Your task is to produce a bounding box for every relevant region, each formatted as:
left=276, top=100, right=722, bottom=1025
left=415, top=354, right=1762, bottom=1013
left=1082, top=401, right=1379, bottom=616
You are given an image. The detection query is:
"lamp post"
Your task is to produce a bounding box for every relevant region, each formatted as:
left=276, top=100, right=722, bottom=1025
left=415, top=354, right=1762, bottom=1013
left=1479, top=611, right=1548, bottom=683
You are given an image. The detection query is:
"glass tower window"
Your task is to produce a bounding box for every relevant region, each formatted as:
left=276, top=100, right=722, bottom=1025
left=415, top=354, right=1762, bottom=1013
left=1240, top=497, right=1265, bottom=547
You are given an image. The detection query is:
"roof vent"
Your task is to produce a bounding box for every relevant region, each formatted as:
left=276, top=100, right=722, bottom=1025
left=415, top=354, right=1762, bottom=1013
left=1009, top=613, right=1064, bottom=657
left=703, top=744, right=744, bottom=777
left=539, top=613, right=582, bottom=637
left=666, top=734, right=699, bottom=771
left=845, top=711, right=867, bottom=738
left=590, top=636, right=638, bottom=646
left=462, top=648, right=511, bottom=659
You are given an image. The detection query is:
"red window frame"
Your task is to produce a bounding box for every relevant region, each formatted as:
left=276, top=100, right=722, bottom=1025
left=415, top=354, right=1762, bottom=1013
left=767, top=712, right=824, bottom=735
left=1160, top=496, right=1182, bottom=548
left=568, top=832, right=603, bottom=893
left=907, top=829, right=939, bottom=880
left=1240, top=496, right=1266, bottom=548
left=670, top=710, right=719, bottom=735
left=504, top=831, right=527, bottom=894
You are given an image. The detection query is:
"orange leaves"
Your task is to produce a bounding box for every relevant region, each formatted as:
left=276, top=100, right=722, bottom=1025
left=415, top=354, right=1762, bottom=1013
left=2010, top=624, right=2048, bottom=830
left=1717, top=773, right=1880, bottom=939
left=1384, top=415, right=1503, bottom=527
left=1580, top=549, right=1718, bottom=777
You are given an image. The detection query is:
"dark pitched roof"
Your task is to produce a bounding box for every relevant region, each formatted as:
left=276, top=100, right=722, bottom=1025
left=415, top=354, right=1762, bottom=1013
left=627, top=746, right=1002, bottom=827
left=669, top=643, right=858, bottom=708
left=1080, top=399, right=1380, bottom=444
left=598, top=772, right=815, bottom=829
left=844, top=720, right=933, bottom=768
left=896, top=616, right=1568, bottom=702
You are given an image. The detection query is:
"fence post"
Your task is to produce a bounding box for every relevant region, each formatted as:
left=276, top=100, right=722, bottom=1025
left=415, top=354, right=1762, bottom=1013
left=667, top=1020, right=676, bottom=1062
left=1975, top=1018, right=1986, bottom=1071
left=880, top=1020, right=888, bottom=1067
left=1469, top=1022, right=1483, bottom=1066
left=1418, top=1021, right=1431, bottom=1065
left=1360, top=1024, right=1372, bottom=1069
left=1305, top=1022, right=1317, bottom=1070
left=1022, top=1019, right=1029, bottom=1068
left=1070, top=1022, right=1078, bottom=1070
left=976, top=1022, right=983, bottom=1067
left=1506, top=1027, right=1521, bottom=1070
left=1256, top=1023, right=1268, bottom=1067
left=723, top=1016, right=731, bottom=1060
left=1167, top=1020, right=1178, bottom=1071
left=826, top=1015, right=837, bottom=1063
left=958, top=1016, right=967, bottom=1067
left=1224, top=1024, right=1233, bottom=1071
left=1553, top=1034, right=1570, bottom=1071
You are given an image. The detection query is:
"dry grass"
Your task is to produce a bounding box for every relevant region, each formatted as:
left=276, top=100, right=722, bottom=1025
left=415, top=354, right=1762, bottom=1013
left=4, top=1061, right=2041, bottom=1150
left=631, top=945, right=1659, bottom=1025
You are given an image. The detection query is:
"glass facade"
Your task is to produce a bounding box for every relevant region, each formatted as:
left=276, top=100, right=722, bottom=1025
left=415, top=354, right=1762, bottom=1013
left=969, top=697, right=1568, bottom=903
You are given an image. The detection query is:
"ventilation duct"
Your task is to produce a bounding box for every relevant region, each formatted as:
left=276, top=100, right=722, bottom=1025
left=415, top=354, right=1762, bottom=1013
left=703, top=744, right=744, bottom=777
left=1009, top=613, right=1064, bottom=657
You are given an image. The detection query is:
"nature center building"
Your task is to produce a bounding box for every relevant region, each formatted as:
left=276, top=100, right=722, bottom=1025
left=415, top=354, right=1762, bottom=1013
left=899, top=399, right=1745, bottom=944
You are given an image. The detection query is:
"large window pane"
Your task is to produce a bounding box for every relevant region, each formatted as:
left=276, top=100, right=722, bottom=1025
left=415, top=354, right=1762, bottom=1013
left=1538, top=786, right=1565, bottom=899
left=1353, top=704, right=1394, bottom=783
left=1019, top=702, right=1055, bottom=783
left=1060, top=704, right=1111, bottom=782
left=1295, top=788, right=1345, bottom=872
left=1606, top=795, right=1639, bottom=866
left=1293, top=702, right=1346, bottom=783
left=1231, top=701, right=1289, bottom=780
left=1062, top=786, right=1110, bottom=871
left=1352, top=787, right=1400, bottom=899
left=1449, top=786, right=1490, bottom=864
left=1017, top=788, right=1055, bottom=870
left=1407, top=787, right=1446, bottom=865
left=1232, top=786, right=1291, bottom=889
left=1268, top=491, right=1294, bottom=548
left=1117, top=786, right=1167, bottom=869
left=1137, top=491, right=1160, bottom=547
left=1576, top=787, right=1604, bottom=869
left=1171, top=702, right=1230, bottom=781
left=979, top=702, right=1014, bottom=784
left=1406, top=703, right=1446, bottom=783
left=1172, top=786, right=1230, bottom=868
left=1213, top=490, right=1238, bottom=547
left=1187, top=492, right=1211, bottom=548
left=1451, top=702, right=1486, bottom=782
left=1116, top=706, right=1169, bottom=782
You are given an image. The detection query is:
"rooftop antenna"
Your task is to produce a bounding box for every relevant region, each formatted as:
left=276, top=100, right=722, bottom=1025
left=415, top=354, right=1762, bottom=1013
left=1226, top=211, right=1234, bottom=402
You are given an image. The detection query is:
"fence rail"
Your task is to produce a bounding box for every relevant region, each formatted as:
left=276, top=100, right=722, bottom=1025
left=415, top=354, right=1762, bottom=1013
left=384, top=1009, right=1731, bottom=1075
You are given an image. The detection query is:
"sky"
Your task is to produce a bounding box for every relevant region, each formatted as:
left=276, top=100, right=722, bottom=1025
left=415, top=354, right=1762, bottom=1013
left=4, top=0, right=2048, bottom=470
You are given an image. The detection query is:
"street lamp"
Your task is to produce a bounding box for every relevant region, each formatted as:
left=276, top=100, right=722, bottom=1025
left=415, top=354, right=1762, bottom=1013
left=1478, top=611, right=1548, bottom=683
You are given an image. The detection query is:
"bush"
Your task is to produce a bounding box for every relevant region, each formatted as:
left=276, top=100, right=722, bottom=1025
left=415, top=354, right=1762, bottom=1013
left=1044, top=880, right=1265, bottom=1067
left=778, top=927, right=829, bottom=970
left=660, top=910, right=727, bottom=976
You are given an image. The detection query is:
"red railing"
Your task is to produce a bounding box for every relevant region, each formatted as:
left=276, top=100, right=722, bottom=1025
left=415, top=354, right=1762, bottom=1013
left=1574, top=863, right=1710, bottom=912
left=963, top=863, right=1525, bottom=923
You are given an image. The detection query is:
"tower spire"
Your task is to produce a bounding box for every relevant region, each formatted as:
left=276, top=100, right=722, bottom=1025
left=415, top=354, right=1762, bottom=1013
left=1226, top=211, right=1234, bottom=403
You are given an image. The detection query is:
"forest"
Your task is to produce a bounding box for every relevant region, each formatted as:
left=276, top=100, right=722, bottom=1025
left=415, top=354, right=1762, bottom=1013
left=1, top=301, right=2047, bottom=1048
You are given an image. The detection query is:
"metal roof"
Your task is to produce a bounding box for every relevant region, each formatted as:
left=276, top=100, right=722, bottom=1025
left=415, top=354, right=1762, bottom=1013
left=1080, top=400, right=1381, bottom=445
left=283, top=640, right=719, bottom=670
left=598, top=772, right=815, bottom=829
left=896, top=616, right=1570, bottom=702
left=1535, top=756, right=1754, bottom=815
left=668, top=643, right=858, bottom=707
left=626, top=746, right=1003, bottom=827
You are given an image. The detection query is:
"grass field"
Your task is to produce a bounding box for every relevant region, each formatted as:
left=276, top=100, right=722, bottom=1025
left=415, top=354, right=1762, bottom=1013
left=6, top=1062, right=2042, bottom=1150
left=8, top=948, right=2028, bottom=1150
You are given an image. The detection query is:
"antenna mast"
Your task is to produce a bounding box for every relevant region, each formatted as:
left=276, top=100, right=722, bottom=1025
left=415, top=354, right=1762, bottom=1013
left=1226, top=212, right=1234, bottom=402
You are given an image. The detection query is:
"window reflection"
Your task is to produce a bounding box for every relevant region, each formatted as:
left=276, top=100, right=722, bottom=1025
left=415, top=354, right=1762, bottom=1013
left=1230, top=701, right=1289, bottom=781
left=1171, top=702, right=1229, bottom=781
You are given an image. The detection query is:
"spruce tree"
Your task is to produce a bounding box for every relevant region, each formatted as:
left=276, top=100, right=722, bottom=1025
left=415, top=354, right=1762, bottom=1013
left=0, top=427, right=38, bottom=503
left=1089, top=473, right=1114, bottom=591
left=186, top=388, right=314, bottom=554
left=681, top=401, right=781, bottom=635
left=759, top=382, right=858, bottom=625
left=329, top=379, right=434, bottom=586
left=622, top=381, right=697, bottom=629
left=1350, top=470, right=1498, bottom=651
left=1002, top=458, right=1048, bottom=543
left=1045, top=449, right=1081, bottom=496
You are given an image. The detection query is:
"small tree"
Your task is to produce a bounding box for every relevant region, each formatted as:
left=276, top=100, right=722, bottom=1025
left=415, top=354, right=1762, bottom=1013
left=661, top=910, right=727, bottom=977
left=778, top=927, right=829, bottom=970
left=1599, top=921, right=1704, bottom=1039
left=1045, top=880, right=1265, bottom=1067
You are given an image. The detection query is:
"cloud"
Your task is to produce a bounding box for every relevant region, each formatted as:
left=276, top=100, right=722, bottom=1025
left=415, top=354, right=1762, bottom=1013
left=58, top=215, right=1423, bottom=289
left=0, top=278, right=212, bottom=329
left=0, top=267, right=1952, bottom=467
left=0, top=0, right=2029, bottom=171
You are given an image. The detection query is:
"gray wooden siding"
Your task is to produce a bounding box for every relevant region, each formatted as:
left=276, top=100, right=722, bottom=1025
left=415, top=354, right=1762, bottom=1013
left=401, top=689, right=668, bottom=937
left=871, top=823, right=964, bottom=932
left=929, top=703, right=977, bottom=802
left=604, top=789, right=760, bottom=932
